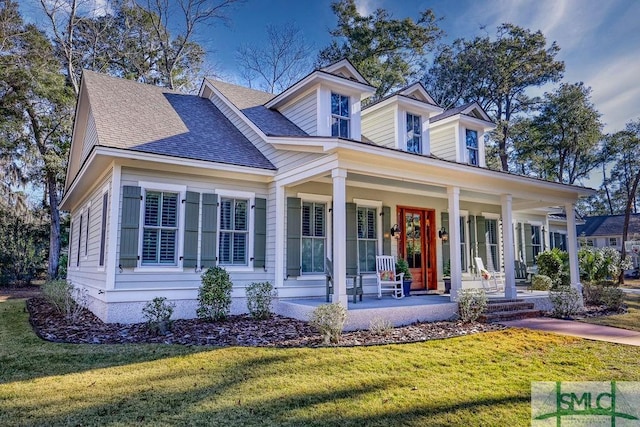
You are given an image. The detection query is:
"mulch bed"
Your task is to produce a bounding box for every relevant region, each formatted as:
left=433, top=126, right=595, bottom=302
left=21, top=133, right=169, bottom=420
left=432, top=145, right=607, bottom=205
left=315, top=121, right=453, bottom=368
left=24, top=296, right=506, bottom=348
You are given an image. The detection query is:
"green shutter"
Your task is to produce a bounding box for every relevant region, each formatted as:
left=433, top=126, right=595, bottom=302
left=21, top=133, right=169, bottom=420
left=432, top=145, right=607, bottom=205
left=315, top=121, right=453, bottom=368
left=201, top=193, right=218, bottom=268
left=516, top=222, right=523, bottom=260
left=524, top=223, right=534, bottom=267
left=346, top=202, right=357, bottom=275
left=382, top=206, right=391, bottom=255
left=286, top=197, right=301, bottom=277
left=119, top=186, right=141, bottom=268
left=183, top=191, right=200, bottom=268
left=253, top=198, right=267, bottom=269
left=441, top=212, right=450, bottom=270
left=476, top=216, right=487, bottom=263
left=469, top=215, right=476, bottom=259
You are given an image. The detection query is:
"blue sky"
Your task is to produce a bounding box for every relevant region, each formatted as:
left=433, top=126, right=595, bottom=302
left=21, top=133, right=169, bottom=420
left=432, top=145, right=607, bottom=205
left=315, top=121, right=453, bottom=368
left=21, top=0, right=639, bottom=133
left=197, top=0, right=640, bottom=134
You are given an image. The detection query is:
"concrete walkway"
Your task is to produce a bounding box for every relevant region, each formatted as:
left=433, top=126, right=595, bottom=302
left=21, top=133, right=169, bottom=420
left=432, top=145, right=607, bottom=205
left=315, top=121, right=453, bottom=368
left=501, top=318, right=640, bottom=346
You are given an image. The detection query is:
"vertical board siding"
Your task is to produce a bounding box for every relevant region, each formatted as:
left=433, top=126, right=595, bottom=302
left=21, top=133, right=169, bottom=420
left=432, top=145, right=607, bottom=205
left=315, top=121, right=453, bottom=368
left=280, top=91, right=317, bottom=135
left=430, top=126, right=457, bottom=161
left=362, top=106, right=395, bottom=148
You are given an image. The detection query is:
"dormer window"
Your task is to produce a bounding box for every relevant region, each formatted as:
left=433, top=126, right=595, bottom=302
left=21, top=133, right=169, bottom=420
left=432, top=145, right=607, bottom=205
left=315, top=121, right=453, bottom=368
left=406, top=113, right=422, bottom=153
left=466, top=129, right=478, bottom=166
left=331, top=92, right=350, bottom=138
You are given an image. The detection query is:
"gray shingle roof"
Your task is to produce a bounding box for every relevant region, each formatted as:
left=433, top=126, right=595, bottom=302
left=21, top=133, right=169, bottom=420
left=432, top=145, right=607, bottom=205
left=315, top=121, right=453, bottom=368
left=82, top=71, right=275, bottom=170
left=205, top=79, right=308, bottom=137
left=577, top=214, right=640, bottom=237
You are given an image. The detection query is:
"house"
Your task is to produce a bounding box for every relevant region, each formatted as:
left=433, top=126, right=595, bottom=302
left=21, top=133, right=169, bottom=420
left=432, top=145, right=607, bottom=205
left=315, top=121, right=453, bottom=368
left=577, top=214, right=640, bottom=270
left=60, top=59, right=595, bottom=324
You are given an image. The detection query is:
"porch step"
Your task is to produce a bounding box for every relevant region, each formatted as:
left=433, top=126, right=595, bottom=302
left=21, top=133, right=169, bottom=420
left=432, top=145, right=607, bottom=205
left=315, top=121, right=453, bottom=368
left=479, top=299, right=542, bottom=323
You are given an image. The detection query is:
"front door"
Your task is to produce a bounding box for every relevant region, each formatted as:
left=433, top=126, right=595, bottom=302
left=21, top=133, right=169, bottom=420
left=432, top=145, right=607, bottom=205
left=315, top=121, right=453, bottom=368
left=399, top=207, right=437, bottom=291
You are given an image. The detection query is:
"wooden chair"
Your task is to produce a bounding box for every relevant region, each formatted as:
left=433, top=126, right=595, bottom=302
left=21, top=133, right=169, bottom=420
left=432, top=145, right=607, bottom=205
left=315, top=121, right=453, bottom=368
left=375, top=255, right=404, bottom=299
left=325, top=258, right=363, bottom=303
left=474, top=257, right=503, bottom=293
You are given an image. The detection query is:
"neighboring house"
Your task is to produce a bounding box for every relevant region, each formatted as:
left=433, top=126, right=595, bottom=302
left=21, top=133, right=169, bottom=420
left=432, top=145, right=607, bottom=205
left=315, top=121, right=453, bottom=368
left=61, top=59, right=594, bottom=323
left=577, top=214, right=640, bottom=269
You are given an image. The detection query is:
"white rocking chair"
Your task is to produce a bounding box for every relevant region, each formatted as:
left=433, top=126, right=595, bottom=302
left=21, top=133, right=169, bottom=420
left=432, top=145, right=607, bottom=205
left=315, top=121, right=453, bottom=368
left=375, top=256, right=404, bottom=299
left=474, top=257, right=504, bottom=293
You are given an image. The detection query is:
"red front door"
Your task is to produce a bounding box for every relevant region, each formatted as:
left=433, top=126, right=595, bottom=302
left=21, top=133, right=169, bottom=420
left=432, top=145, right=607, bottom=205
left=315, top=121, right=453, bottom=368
left=399, top=207, right=437, bottom=291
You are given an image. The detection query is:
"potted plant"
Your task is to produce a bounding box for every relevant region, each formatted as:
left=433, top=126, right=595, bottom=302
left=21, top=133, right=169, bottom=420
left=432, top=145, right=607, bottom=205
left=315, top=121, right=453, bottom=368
left=443, top=260, right=451, bottom=294
left=395, top=258, right=413, bottom=297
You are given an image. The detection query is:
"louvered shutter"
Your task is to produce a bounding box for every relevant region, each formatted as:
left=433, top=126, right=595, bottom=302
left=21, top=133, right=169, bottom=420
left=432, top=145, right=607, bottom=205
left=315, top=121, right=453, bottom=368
left=286, top=197, right=302, bottom=277
left=441, top=212, right=450, bottom=270
left=345, top=202, right=357, bottom=275
left=524, top=223, right=534, bottom=267
left=476, top=216, right=487, bottom=263
left=183, top=191, right=200, bottom=268
left=253, top=198, right=267, bottom=269
left=200, top=193, right=218, bottom=268
left=382, top=206, right=391, bottom=255
left=119, top=186, right=141, bottom=268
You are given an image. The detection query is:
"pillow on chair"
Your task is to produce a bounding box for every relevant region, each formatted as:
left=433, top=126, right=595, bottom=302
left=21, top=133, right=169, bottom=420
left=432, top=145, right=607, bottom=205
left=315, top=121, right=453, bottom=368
left=380, top=270, right=394, bottom=281
left=480, top=269, right=492, bottom=280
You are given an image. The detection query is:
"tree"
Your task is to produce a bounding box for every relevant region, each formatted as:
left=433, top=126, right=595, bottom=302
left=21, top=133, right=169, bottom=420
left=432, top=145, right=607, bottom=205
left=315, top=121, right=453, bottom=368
left=236, top=23, right=313, bottom=94
left=423, top=24, right=565, bottom=171
left=317, top=0, right=443, bottom=98
left=515, top=83, right=603, bottom=184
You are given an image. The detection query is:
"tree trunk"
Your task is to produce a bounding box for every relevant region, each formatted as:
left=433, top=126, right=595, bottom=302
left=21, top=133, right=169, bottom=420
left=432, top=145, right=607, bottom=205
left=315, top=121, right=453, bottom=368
left=47, top=171, right=61, bottom=279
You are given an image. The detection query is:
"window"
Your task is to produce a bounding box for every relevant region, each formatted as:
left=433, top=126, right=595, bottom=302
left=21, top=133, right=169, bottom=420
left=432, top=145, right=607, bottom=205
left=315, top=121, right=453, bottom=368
left=550, top=231, right=566, bottom=251
left=142, top=191, right=178, bottom=265
left=466, top=129, right=478, bottom=166
left=357, top=207, right=377, bottom=273
left=609, top=237, right=618, bottom=247
left=586, top=238, right=595, bottom=247
left=406, top=113, right=422, bottom=153
left=77, top=213, right=83, bottom=267
left=99, top=192, right=108, bottom=266
left=331, top=93, right=350, bottom=138
left=219, top=198, right=249, bottom=265
left=301, top=202, right=326, bottom=273
left=531, top=225, right=542, bottom=264
left=486, top=219, right=499, bottom=270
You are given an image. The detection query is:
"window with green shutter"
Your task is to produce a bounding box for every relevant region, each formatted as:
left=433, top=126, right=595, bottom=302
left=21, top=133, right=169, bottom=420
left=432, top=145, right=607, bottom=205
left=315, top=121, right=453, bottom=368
left=301, top=201, right=326, bottom=273
left=219, top=197, right=249, bottom=265
left=357, top=206, right=377, bottom=273
left=142, top=191, right=179, bottom=265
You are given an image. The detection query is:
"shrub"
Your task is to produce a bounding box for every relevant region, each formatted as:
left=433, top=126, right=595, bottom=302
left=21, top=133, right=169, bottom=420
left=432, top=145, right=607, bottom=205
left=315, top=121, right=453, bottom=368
left=245, top=281, right=277, bottom=320
left=579, top=247, right=633, bottom=284
left=197, top=267, right=233, bottom=321
left=368, top=316, right=393, bottom=336
left=548, top=286, right=581, bottom=318
left=41, top=279, right=89, bottom=322
left=536, top=251, right=562, bottom=286
left=582, top=282, right=604, bottom=306
left=531, top=274, right=552, bottom=291
left=142, top=297, right=176, bottom=335
left=457, top=289, right=487, bottom=323
left=601, top=286, right=625, bottom=311
left=309, top=303, right=348, bottom=344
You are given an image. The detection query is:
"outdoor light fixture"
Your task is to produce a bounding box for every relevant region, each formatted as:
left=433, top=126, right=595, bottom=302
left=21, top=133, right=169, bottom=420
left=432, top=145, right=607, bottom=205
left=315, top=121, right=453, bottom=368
left=438, top=227, right=449, bottom=242
left=390, top=224, right=401, bottom=238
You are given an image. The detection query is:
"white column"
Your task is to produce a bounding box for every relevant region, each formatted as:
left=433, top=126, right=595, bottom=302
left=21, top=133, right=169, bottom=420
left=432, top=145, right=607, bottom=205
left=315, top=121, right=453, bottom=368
left=565, top=203, right=583, bottom=302
left=274, top=183, right=285, bottom=288
left=501, top=194, right=517, bottom=299
left=331, top=168, right=348, bottom=307
left=447, top=186, right=462, bottom=300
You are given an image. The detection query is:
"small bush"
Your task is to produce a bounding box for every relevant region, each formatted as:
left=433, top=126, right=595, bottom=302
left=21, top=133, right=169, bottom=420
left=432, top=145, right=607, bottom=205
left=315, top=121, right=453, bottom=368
left=41, top=280, right=89, bottom=322
left=197, top=267, right=233, bottom=321
left=245, top=281, right=277, bottom=320
left=531, top=274, right=552, bottom=291
left=309, top=303, right=347, bottom=344
left=549, top=286, right=581, bottom=318
left=601, top=286, right=625, bottom=311
left=142, top=297, right=175, bottom=335
left=536, top=251, right=562, bottom=286
left=457, top=289, right=487, bottom=323
left=582, top=282, right=603, bottom=306
left=369, top=316, right=393, bottom=336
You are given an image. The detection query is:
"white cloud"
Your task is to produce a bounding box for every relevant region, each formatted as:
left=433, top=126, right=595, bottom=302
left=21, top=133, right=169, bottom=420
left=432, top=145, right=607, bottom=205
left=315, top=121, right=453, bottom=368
left=354, top=0, right=377, bottom=16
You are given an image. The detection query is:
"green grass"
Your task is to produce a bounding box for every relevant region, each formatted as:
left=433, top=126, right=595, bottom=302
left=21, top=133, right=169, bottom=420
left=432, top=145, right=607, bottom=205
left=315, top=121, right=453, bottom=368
left=581, top=292, right=640, bottom=332
left=2, top=299, right=640, bottom=426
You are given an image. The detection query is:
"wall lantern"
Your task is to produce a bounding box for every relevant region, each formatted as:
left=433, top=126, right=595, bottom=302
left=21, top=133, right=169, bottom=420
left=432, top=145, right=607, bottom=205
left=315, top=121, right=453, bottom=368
left=390, top=224, right=401, bottom=238
left=438, top=227, right=449, bottom=242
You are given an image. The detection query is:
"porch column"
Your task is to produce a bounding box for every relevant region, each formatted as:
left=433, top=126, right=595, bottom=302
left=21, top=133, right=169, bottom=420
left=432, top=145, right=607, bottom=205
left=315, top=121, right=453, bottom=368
left=565, top=202, right=583, bottom=304
left=447, top=186, right=462, bottom=300
left=331, top=168, right=348, bottom=307
left=501, top=194, right=517, bottom=299
left=274, top=183, right=285, bottom=287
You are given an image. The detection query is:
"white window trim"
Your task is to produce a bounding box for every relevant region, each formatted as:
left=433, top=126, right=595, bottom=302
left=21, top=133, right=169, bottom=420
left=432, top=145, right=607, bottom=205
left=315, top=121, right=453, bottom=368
left=134, top=181, right=186, bottom=272
left=97, top=184, right=109, bottom=272
left=330, top=92, right=351, bottom=139
left=297, top=192, right=332, bottom=279
left=215, top=189, right=256, bottom=272
left=353, top=198, right=383, bottom=274
left=404, top=112, right=423, bottom=154
left=479, top=213, right=502, bottom=272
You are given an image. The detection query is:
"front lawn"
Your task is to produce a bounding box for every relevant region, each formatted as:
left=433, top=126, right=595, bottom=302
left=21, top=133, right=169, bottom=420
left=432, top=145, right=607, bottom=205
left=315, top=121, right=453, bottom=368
left=2, top=298, right=640, bottom=426
left=581, top=291, right=640, bottom=332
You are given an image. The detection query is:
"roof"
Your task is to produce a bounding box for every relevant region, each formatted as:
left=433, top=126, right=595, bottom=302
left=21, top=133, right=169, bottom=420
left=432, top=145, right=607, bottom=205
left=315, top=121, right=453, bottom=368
left=205, top=79, right=308, bottom=137
left=82, top=71, right=274, bottom=170
left=577, top=214, right=640, bottom=237
left=431, top=101, right=493, bottom=124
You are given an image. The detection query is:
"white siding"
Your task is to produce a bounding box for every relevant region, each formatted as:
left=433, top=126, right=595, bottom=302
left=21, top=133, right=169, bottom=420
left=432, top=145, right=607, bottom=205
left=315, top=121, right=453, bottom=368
left=362, top=105, right=396, bottom=148
left=430, top=125, right=457, bottom=161
left=280, top=91, right=317, bottom=135
left=81, top=108, right=98, bottom=164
